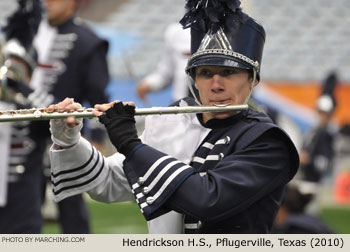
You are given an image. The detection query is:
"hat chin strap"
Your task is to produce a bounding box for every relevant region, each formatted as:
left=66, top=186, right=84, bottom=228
left=187, top=74, right=202, bottom=106
left=187, top=69, right=257, bottom=107
left=243, top=69, right=257, bottom=105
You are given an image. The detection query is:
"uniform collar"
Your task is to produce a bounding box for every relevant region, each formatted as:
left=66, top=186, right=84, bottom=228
left=56, top=17, right=75, bottom=31
left=197, top=110, right=249, bottom=129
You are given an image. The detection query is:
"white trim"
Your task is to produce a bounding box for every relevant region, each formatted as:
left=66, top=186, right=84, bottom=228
left=202, top=142, right=214, bottom=149
left=148, top=165, right=191, bottom=206
left=132, top=155, right=172, bottom=190
left=140, top=165, right=191, bottom=210
left=192, top=156, right=205, bottom=164
left=184, top=223, right=198, bottom=229
left=147, top=160, right=182, bottom=191
left=216, top=138, right=227, bottom=145
left=192, top=155, right=220, bottom=164
left=140, top=202, right=148, bottom=209
left=206, top=155, right=221, bottom=161
left=136, top=192, right=144, bottom=200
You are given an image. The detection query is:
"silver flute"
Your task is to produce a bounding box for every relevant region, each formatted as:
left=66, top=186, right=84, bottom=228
left=0, top=104, right=249, bottom=122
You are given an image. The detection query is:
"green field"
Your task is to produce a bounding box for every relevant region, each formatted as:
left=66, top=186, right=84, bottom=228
left=43, top=200, right=350, bottom=234
left=43, top=201, right=148, bottom=234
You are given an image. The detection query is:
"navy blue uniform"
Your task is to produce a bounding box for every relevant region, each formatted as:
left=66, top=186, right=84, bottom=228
left=48, top=18, right=109, bottom=106
left=123, top=99, right=299, bottom=233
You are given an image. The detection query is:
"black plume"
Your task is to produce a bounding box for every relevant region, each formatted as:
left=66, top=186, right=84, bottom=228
left=322, top=71, right=338, bottom=96
left=180, top=0, right=248, bottom=33
left=2, top=0, right=42, bottom=50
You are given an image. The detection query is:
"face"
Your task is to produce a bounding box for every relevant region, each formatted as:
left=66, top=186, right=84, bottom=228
left=44, top=0, right=77, bottom=26
left=195, top=65, right=256, bottom=123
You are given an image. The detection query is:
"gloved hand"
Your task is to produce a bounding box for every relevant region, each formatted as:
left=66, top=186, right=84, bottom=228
left=98, top=102, right=141, bottom=156
left=50, top=117, right=83, bottom=148
left=48, top=98, right=83, bottom=148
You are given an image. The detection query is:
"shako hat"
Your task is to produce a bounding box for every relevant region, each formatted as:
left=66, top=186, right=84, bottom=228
left=316, top=71, right=338, bottom=113
left=180, top=0, right=266, bottom=80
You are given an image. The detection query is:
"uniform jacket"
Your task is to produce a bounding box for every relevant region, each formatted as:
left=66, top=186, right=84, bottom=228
left=31, top=18, right=109, bottom=106
left=50, top=98, right=299, bottom=233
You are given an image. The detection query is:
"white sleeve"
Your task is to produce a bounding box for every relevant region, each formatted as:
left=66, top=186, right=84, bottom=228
left=50, top=137, right=134, bottom=203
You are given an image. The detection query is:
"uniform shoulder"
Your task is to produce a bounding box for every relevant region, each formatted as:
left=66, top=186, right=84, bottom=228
left=246, top=108, right=275, bottom=124
left=59, top=18, right=108, bottom=53
left=70, top=18, right=100, bottom=40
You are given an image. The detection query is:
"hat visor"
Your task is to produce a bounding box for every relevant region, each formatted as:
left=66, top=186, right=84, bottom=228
left=186, top=54, right=252, bottom=72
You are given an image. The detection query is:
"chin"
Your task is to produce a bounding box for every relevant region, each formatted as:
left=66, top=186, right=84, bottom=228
left=212, top=112, right=233, bottom=119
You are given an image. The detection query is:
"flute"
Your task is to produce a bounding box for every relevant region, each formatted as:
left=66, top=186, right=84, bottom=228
left=0, top=104, right=249, bottom=122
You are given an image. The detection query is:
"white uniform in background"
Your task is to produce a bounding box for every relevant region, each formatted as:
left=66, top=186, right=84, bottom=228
left=142, top=23, right=191, bottom=101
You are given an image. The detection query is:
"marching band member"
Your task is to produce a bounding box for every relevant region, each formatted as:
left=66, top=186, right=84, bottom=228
left=31, top=0, right=110, bottom=233
left=48, top=0, right=299, bottom=233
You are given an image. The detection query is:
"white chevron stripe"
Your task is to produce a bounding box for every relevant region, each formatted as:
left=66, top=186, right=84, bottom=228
left=216, top=138, right=227, bottom=145
left=136, top=192, right=144, bottom=200
left=192, top=155, right=221, bottom=164
left=192, top=156, right=205, bottom=164
left=202, top=142, right=214, bottom=149
left=132, top=155, right=172, bottom=190
left=147, top=160, right=182, bottom=191
left=184, top=223, right=199, bottom=229
left=141, top=165, right=192, bottom=210
left=140, top=202, right=148, bottom=209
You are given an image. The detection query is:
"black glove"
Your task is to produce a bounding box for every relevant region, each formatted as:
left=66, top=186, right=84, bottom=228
left=98, top=102, right=141, bottom=156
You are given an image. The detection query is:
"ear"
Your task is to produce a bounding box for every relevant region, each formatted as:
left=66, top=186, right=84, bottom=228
left=253, top=79, right=259, bottom=87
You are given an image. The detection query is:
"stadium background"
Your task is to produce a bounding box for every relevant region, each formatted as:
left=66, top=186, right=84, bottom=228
left=0, top=0, right=349, bottom=233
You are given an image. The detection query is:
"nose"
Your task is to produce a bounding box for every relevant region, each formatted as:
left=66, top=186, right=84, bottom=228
left=210, top=74, right=225, bottom=93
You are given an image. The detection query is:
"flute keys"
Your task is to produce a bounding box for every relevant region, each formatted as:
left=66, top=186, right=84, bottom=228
left=33, top=110, right=42, bottom=118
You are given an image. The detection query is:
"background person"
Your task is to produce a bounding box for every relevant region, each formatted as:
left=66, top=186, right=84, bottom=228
left=136, top=22, right=191, bottom=103
left=272, top=182, right=334, bottom=234
left=299, top=72, right=339, bottom=184
left=299, top=72, right=339, bottom=215
left=29, top=0, right=110, bottom=234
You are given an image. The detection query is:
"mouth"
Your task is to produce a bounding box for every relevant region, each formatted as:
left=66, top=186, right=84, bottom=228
left=210, top=99, right=232, bottom=106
